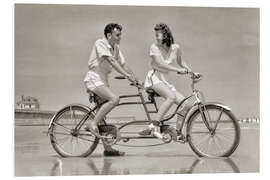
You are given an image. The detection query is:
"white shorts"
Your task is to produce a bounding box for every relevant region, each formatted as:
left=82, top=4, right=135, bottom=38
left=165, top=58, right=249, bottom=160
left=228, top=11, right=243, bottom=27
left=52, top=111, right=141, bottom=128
left=144, top=69, right=176, bottom=91
left=83, top=71, right=109, bottom=91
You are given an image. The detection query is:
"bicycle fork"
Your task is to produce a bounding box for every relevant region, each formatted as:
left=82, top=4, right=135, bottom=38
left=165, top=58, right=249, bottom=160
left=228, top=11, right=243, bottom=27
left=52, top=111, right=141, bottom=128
left=198, top=103, right=223, bottom=135
left=194, top=90, right=215, bottom=135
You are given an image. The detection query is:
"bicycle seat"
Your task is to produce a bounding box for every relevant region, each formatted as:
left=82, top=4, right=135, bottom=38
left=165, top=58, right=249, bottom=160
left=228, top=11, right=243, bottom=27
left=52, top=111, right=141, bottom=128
left=146, top=89, right=160, bottom=102
left=86, top=89, right=106, bottom=104
left=146, top=89, right=160, bottom=97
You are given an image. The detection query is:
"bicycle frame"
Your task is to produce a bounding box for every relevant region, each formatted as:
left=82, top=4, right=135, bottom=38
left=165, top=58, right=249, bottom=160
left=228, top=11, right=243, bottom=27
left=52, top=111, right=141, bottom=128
left=67, top=72, right=217, bottom=141
left=72, top=87, right=157, bottom=133
left=73, top=78, right=207, bottom=136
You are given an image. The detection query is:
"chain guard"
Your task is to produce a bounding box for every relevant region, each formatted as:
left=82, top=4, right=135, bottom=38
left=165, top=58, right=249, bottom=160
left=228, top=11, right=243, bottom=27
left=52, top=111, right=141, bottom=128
left=98, top=125, right=121, bottom=146
left=160, top=125, right=178, bottom=142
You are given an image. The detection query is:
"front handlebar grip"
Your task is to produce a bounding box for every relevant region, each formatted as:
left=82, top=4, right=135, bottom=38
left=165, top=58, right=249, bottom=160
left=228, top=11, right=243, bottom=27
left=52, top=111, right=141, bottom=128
left=114, top=76, right=126, bottom=79
left=177, top=71, right=188, bottom=75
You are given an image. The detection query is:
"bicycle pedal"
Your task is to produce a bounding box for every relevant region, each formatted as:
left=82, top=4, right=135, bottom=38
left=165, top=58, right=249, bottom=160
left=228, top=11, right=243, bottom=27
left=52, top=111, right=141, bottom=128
left=176, top=139, right=186, bottom=144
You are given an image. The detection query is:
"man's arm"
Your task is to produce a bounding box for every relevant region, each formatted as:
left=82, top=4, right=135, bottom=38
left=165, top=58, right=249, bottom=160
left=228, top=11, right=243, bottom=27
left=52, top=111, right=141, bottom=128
left=121, top=63, right=138, bottom=80
left=104, top=56, right=134, bottom=81
left=114, top=45, right=138, bottom=81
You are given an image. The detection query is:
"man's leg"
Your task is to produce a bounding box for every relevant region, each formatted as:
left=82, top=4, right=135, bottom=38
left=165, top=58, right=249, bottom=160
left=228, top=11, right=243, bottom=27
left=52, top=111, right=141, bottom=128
left=89, top=85, right=119, bottom=129
left=89, top=85, right=124, bottom=156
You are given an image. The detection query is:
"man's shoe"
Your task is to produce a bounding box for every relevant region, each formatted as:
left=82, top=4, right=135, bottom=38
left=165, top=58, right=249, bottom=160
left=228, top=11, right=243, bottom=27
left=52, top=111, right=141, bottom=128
left=104, top=149, right=125, bottom=156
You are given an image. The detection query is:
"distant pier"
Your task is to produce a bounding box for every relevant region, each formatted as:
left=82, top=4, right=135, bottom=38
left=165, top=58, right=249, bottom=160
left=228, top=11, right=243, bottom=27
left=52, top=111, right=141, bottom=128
left=14, top=109, right=135, bottom=126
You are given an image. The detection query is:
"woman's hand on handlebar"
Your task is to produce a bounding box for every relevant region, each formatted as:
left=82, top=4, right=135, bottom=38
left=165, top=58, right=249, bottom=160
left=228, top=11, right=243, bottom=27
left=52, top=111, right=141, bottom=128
left=177, top=70, right=202, bottom=79
left=193, top=72, right=201, bottom=78
left=177, top=68, right=189, bottom=75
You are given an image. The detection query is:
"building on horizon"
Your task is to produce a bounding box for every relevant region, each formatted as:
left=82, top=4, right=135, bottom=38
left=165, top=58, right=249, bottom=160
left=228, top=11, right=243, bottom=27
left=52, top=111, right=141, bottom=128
left=16, top=95, right=40, bottom=110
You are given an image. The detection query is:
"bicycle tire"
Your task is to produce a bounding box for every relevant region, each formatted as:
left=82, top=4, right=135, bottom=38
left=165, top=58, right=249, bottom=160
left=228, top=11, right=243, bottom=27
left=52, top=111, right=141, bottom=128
left=186, top=104, right=240, bottom=157
left=49, top=105, right=99, bottom=157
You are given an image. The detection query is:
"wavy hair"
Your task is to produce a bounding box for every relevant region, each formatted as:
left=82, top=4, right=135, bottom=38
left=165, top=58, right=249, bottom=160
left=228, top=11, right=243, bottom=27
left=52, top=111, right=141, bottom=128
left=104, top=23, right=122, bottom=38
left=154, top=23, right=174, bottom=47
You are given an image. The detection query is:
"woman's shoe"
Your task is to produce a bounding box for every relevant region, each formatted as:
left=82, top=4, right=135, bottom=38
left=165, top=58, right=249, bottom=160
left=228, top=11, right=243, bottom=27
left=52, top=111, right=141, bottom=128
left=138, top=128, right=152, bottom=136
left=176, top=130, right=186, bottom=143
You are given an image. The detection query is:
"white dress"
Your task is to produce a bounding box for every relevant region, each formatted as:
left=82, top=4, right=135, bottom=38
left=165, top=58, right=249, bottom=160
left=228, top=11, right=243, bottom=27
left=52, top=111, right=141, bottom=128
left=144, top=43, right=181, bottom=91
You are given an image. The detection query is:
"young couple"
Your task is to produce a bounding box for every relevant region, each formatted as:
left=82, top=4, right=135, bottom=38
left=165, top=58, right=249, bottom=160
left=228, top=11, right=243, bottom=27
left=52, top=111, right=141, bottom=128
left=83, top=23, right=199, bottom=156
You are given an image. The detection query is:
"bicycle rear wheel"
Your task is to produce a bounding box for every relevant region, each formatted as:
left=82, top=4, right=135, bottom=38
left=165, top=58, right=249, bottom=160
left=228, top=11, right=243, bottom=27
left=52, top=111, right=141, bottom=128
left=49, top=105, right=99, bottom=157
left=187, top=104, right=240, bottom=157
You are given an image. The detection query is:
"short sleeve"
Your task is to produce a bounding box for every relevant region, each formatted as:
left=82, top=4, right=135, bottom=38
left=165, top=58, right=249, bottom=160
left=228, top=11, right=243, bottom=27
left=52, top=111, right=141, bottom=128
left=95, top=40, right=112, bottom=58
left=149, top=44, right=161, bottom=56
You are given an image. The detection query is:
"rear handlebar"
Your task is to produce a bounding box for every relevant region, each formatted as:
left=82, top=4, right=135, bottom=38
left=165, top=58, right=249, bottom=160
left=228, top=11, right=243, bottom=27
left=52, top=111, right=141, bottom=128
left=114, top=76, right=143, bottom=89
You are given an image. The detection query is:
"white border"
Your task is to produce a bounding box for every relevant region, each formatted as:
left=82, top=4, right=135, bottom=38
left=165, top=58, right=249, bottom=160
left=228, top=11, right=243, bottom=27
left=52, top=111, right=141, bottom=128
left=2, top=0, right=269, bottom=180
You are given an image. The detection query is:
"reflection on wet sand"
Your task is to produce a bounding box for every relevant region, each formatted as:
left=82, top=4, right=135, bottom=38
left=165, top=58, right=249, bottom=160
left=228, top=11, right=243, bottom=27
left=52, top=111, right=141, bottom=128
left=50, top=157, right=240, bottom=175
left=15, top=125, right=259, bottom=176
left=50, top=158, right=63, bottom=176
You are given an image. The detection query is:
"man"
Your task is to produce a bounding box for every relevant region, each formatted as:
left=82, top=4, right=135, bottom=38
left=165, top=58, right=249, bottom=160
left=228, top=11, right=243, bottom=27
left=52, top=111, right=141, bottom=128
left=84, top=23, right=137, bottom=156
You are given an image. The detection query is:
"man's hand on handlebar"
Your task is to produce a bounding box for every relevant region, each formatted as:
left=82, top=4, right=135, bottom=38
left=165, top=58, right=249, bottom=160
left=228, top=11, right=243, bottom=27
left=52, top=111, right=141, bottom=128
left=126, top=74, right=137, bottom=83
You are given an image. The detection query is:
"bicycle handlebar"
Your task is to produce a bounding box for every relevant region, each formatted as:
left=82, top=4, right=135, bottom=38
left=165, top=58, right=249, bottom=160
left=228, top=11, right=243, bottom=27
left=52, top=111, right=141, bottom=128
left=177, top=71, right=203, bottom=82
left=115, top=71, right=202, bottom=90
left=114, top=76, right=143, bottom=89
left=114, top=76, right=126, bottom=80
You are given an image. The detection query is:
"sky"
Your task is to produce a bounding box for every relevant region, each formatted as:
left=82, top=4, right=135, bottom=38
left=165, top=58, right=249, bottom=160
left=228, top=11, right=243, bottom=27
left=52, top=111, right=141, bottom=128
left=14, top=4, right=259, bottom=119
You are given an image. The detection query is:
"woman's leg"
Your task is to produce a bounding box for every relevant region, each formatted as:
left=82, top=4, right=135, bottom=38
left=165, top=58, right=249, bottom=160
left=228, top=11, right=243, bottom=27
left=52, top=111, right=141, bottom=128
left=144, top=83, right=175, bottom=139
left=174, top=90, right=192, bottom=134
left=152, top=82, right=176, bottom=122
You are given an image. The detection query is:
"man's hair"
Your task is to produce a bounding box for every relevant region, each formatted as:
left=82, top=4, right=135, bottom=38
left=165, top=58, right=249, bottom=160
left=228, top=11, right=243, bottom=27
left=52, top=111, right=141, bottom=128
left=104, top=23, right=122, bottom=38
left=154, top=23, right=174, bottom=47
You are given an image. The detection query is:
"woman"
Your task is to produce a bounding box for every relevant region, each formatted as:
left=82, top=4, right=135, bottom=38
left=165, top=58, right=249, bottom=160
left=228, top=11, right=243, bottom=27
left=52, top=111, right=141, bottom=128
left=139, top=23, right=199, bottom=141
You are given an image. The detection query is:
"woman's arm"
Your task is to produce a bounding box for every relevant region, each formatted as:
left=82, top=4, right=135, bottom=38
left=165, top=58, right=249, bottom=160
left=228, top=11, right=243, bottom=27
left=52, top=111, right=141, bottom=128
left=175, top=45, right=192, bottom=72
left=152, top=46, right=186, bottom=73
left=152, top=53, right=185, bottom=73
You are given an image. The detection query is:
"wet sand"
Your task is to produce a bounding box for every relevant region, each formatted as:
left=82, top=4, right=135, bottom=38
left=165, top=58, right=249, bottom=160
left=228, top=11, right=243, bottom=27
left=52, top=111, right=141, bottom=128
left=14, top=124, right=259, bottom=176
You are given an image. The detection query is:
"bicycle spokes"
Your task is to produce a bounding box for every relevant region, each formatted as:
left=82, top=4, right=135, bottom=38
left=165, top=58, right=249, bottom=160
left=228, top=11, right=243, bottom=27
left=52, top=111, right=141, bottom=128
left=50, top=105, right=99, bottom=157
left=188, top=105, right=240, bottom=157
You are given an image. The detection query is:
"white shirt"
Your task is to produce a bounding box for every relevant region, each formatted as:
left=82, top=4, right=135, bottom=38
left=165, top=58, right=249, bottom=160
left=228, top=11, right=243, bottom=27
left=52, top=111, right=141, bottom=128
left=84, top=38, right=125, bottom=82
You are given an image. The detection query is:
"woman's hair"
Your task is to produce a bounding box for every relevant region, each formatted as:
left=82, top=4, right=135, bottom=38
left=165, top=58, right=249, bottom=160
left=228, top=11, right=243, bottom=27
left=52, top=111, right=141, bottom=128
left=154, top=23, right=174, bottom=47
left=104, top=23, right=122, bottom=38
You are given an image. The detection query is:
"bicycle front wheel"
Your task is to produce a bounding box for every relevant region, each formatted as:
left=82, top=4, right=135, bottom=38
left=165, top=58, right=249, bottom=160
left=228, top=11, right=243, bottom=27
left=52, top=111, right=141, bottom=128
left=187, top=104, right=240, bottom=157
left=49, top=105, right=99, bottom=157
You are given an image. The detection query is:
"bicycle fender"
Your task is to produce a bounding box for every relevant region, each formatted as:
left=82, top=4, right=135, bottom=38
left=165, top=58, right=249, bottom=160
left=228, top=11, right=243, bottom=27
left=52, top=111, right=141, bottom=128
left=48, top=104, right=92, bottom=129
left=184, top=102, right=232, bottom=124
